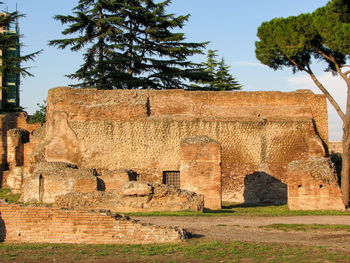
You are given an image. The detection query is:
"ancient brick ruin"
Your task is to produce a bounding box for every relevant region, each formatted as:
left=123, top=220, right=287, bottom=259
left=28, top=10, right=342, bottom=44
left=287, top=158, right=345, bottom=210
left=0, top=87, right=346, bottom=238
left=0, top=204, right=186, bottom=244
left=0, top=87, right=347, bottom=244
left=34, top=87, right=332, bottom=206
left=54, top=181, right=204, bottom=212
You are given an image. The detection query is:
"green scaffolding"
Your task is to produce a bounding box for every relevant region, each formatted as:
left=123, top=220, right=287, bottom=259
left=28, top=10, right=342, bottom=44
left=2, top=19, right=20, bottom=108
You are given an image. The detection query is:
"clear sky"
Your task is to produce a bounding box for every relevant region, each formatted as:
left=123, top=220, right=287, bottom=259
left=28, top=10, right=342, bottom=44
left=3, top=0, right=346, bottom=140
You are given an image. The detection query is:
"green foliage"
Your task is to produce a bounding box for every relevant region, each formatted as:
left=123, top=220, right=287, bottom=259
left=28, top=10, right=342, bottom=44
left=0, top=4, right=41, bottom=79
left=0, top=188, right=20, bottom=203
left=313, top=0, right=350, bottom=55
left=192, top=49, right=242, bottom=91
left=49, top=0, right=208, bottom=90
left=27, top=101, right=46, bottom=124
left=255, top=0, right=349, bottom=74
left=255, top=1, right=350, bottom=204
left=256, top=14, right=318, bottom=73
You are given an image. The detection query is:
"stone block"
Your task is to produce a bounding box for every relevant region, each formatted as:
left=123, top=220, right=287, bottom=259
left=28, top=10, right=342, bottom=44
left=99, top=169, right=132, bottom=191
left=121, top=181, right=153, bottom=196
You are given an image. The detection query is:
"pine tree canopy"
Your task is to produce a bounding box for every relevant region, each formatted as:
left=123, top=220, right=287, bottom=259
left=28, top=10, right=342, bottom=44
left=255, top=0, right=350, bottom=205
left=0, top=4, right=41, bottom=79
left=49, top=0, right=208, bottom=90
left=191, top=49, right=242, bottom=91
left=255, top=0, right=349, bottom=75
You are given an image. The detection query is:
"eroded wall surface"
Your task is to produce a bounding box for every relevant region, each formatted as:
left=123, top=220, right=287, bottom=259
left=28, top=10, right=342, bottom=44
left=40, top=87, right=328, bottom=203
left=0, top=113, right=41, bottom=187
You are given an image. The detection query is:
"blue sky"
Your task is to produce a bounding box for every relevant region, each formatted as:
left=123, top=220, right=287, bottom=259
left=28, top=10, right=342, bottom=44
left=3, top=0, right=346, bottom=140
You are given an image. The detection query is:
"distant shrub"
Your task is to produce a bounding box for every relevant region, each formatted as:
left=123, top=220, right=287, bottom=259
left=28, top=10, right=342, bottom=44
left=27, top=101, right=46, bottom=124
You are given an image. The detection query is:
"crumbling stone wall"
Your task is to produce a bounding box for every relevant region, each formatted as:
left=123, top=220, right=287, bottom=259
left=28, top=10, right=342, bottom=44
left=0, top=112, right=41, bottom=187
left=287, top=158, right=345, bottom=210
left=54, top=181, right=204, bottom=212
left=21, top=162, right=98, bottom=203
left=38, top=87, right=327, bottom=203
left=6, top=129, right=29, bottom=193
left=0, top=204, right=186, bottom=244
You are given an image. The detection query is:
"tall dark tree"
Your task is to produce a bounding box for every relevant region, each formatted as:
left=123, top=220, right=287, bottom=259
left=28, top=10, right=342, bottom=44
left=0, top=3, right=41, bottom=80
left=255, top=0, right=350, bottom=206
left=192, top=49, right=242, bottom=91
left=215, top=57, right=242, bottom=91
left=49, top=0, right=208, bottom=90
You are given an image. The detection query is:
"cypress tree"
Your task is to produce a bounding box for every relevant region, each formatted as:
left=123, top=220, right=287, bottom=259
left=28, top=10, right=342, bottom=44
left=192, top=49, right=242, bottom=91
left=215, top=57, right=242, bottom=91
left=49, top=0, right=208, bottom=90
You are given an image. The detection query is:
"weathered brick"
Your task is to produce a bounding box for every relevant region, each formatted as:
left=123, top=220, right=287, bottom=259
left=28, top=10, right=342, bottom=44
left=0, top=204, right=186, bottom=244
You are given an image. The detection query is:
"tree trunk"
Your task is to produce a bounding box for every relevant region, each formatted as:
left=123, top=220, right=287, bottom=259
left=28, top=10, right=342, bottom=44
left=306, top=68, right=349, bottom=207
left=341, top=85, right=350, bottom=208
left=342, top=126, right=350, bottom=208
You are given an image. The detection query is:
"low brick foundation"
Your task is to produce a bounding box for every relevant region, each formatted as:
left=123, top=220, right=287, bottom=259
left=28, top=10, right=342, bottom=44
left=0, top=204, right=186, bottom=244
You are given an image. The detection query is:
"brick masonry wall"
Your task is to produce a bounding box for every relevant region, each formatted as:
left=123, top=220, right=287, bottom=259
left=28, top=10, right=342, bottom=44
left=40, top=87, right=328, bottom=203
left=47, top=87, right=328, bottom=142
left=287, top=158, right=345, bottom=211
left=0, top=204, right=186, bottom=244
left=44, top=116, right=319, bottom=203
left=180, top=136, right=221, bottom=210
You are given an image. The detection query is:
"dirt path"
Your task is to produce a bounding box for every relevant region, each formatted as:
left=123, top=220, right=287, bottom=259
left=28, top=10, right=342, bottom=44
left=134, top=216, right=350, bottom=250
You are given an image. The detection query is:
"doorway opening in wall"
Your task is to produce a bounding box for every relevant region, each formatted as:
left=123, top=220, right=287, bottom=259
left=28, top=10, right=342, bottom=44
left=163, top=171, right=180, bottom=188
left=39, top=174, right=44, bottom=202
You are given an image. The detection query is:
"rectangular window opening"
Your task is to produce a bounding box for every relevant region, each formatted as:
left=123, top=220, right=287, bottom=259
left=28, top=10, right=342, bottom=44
left=163, top=171, right=180, bottom=188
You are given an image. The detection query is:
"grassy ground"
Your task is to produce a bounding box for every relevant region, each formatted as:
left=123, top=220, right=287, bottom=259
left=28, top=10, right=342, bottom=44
left=1, top=187, right=350, bottom=216
left=0, top=188, right=20, bottom=203
left=125, top=203, right=350, bottom=217
left=0, top=240, right=349, bottom=263
left=260, top=224, right=350, bottom=232
left=1, top=188, right=349, bottom=216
